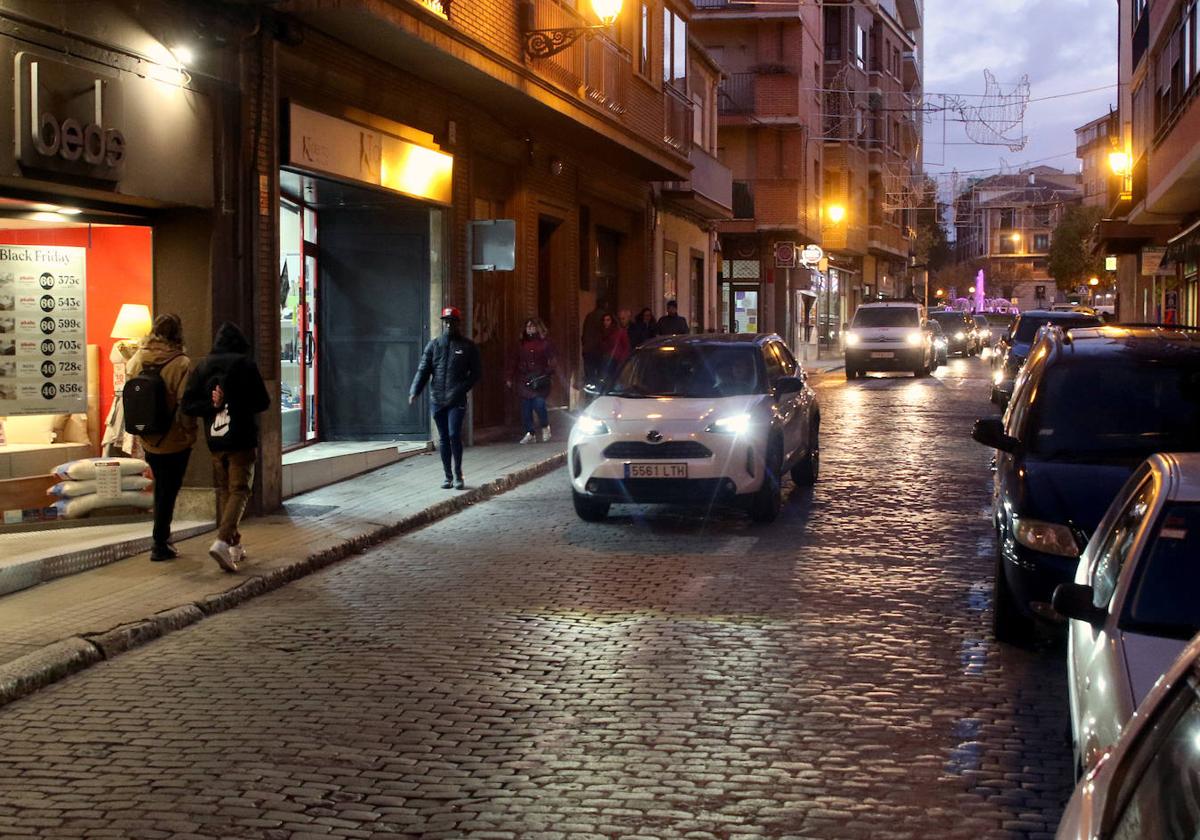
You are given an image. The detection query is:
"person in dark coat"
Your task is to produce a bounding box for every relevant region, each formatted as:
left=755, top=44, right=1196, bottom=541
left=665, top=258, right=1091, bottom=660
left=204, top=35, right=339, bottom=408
left=598, top=312, right=630, bottom=387
left=409, top=306, right=482, bottom=490
left=580, top=302, right=606, bottom=387
left=656, top=299, right=689, bottom=336
left=182, top=321, right=270, bottom=574
left=505, top=317, right=557, bottom=444
left=628, top=307, right=658, bottom=348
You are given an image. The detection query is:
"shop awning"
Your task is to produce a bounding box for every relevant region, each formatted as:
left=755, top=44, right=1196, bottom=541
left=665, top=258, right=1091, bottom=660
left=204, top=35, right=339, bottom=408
left=1092, top=219, right=1176, bottom=255
left=1163, top=217, right=1200, bottom=268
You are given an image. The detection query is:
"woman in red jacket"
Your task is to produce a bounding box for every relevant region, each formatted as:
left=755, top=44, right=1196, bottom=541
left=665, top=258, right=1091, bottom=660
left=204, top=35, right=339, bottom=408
left=506, top=317, right=557, bottom=444
left=598, top=312, right=630, bottom=389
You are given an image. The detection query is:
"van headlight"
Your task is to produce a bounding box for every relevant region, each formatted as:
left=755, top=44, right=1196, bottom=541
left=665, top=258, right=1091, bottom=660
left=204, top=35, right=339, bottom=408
left=1014, top=519, right=1081, bottom=558
left=955, top=331, right=966, bottom=340
left=707, top=413, right=752, bottom=435
left=905, top=331, right=922, bottom=346
left=845, top=332, right=860, bottom=347
left=575, top=416, right=609, bottom=436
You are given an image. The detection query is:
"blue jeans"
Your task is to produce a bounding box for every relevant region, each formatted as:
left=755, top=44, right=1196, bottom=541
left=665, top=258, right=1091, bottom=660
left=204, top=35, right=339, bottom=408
left=521, top=396, right=549, bottom=434
left=432, top=404, right=466, bottom=479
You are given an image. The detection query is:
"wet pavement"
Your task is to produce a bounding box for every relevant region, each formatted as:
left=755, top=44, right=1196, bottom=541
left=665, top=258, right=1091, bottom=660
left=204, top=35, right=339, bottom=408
left=0, top=354, right=1075, bottom=839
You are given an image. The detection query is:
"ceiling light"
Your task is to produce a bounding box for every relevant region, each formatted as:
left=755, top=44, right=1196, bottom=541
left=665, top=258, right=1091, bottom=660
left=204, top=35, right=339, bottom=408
left=57, top=207, right=82, bottom=216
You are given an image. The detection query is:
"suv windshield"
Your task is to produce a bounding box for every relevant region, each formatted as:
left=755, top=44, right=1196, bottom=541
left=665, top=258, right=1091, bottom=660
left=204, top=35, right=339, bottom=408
left=1121, top=504, right=1200, bottom=639
left=853, top=307, right=920, bottom=328
left=1014, top=314, right=1101, bottom=343
left=1028, top=363, right=1200, bottom=458
left=608, top=345, right=764, bottom=398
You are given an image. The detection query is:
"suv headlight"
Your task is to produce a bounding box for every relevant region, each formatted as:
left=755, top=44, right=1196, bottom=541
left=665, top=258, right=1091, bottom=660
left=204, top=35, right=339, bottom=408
left=707, top=413, right=752, bottom=435
left=845, top=332, right=860, bottom=347
left=905, top=331, right=923, bottom=346
left=954, top=330, right=966, bottom=340
left=1014, top=518, right=1081, bottom=557
left=575, top=416, right=609, bottom=436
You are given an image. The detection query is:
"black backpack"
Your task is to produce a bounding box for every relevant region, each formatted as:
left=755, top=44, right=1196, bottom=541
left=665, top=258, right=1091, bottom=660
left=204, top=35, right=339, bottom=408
left=124, top=354, right=180, bottom=438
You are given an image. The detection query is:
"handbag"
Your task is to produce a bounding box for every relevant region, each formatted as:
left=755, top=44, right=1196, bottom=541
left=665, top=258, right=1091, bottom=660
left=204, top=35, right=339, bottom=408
left=524, top=372, right=552, bottom=393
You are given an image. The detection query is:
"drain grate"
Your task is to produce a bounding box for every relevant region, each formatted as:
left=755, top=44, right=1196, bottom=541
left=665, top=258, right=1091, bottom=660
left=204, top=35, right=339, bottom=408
left=283, top=503, right=339, bottom=518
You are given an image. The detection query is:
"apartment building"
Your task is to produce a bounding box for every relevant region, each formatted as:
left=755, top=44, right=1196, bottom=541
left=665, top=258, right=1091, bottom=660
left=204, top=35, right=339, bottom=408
left=952, top=167, right=1083, bottom=311
left=1075, top=111, right=1120, bottom=209
left=1098, top=0, right=1200, bottom=326
left=692, top=0, right=825, bottom=349
left=821, top=0, right=923, bottom=346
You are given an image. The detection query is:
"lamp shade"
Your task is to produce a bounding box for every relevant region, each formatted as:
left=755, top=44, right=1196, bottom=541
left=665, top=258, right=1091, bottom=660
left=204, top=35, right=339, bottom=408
left=111, top=304, right=153, bottom=340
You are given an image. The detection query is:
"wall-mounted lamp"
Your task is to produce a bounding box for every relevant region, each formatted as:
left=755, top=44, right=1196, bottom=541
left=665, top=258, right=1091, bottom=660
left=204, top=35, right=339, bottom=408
left=826, top=203, right=846, bottom=224
left=520, top=0, right=622, bottom=59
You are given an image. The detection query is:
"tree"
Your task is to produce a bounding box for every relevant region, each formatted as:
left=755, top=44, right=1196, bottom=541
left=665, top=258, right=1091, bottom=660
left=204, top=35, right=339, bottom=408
left=913, top=178, right=951, bottom=273
left=1047, top=205, right=1104, bottom=293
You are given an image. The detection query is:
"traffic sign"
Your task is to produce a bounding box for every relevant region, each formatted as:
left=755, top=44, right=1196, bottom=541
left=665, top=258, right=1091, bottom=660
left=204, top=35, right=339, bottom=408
left=774, top=241, right=796, bottom=269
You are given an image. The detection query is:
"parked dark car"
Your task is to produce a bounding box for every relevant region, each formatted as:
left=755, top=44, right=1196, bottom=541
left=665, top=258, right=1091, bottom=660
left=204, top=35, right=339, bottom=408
left=990, top=310, right=1102, bottom=405
left=929, top=310, right=979, bottom=357
left=972, top=324, right=1200, bottom=645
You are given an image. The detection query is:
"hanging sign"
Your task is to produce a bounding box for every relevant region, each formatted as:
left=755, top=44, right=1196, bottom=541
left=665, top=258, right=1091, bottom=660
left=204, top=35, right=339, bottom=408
left=0, top=245, right=87, bottom=416
left=800, top=244, right=824, bottom=267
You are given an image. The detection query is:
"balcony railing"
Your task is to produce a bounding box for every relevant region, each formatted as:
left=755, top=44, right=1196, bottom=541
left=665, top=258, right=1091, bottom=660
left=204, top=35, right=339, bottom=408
left=583, top=36, right=629, bottom=116
left=719, top=73, right=755, bottom=115
left=527, top=1, right=628, bottom=117
left=664, top=84, right=693, bottom=153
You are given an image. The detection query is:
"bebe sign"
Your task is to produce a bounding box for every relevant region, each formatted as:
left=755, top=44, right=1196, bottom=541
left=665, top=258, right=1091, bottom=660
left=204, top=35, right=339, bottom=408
left=32, top=111, right=125, bottom=168
left=15, top=52, right=126, bottom=182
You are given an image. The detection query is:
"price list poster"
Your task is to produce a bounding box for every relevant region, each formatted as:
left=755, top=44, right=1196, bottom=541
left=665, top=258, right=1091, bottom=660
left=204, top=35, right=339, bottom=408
left=0, top=245, right=87, bottom=415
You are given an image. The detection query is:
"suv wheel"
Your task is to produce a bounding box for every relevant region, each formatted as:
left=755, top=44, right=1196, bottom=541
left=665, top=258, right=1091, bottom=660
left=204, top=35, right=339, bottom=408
left=749, top=441, right=783, bottom=523
left=993, top=547, right=1035, bottom=646
left=572, top=490, right=609, bottom=522
left=790, top=419, right=820, bottom=486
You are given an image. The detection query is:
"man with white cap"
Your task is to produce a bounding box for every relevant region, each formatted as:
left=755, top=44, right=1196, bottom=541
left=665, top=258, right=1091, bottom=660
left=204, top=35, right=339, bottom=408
left=409, top=306, right=482, bottom=489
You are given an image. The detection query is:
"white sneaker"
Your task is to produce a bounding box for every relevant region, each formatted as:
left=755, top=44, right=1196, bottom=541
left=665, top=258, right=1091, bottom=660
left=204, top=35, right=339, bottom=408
left=230, top=544, right=246, bottom=565
left=208, top=539, right=238, bottom=573
left=519, top=432, right=535, bottom=444
left=541, top=427, right=552, bottom=443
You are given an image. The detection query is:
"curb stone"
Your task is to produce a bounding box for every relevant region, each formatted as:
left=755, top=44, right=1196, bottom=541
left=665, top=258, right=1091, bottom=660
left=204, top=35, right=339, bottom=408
left=0, top=451, right=567, bottom=709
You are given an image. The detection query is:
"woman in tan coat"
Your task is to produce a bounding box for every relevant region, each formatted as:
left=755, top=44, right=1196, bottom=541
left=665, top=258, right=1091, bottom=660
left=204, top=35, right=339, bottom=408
left=126, top=313, right=197, bottom=561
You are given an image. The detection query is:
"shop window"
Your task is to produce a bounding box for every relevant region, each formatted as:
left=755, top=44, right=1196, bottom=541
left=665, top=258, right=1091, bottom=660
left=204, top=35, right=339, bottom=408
left=0, top=219, right=152, bottom=529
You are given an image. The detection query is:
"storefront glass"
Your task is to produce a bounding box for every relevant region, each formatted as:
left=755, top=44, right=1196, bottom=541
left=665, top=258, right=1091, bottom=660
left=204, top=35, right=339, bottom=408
left=0, top=210, right=153, bottom=529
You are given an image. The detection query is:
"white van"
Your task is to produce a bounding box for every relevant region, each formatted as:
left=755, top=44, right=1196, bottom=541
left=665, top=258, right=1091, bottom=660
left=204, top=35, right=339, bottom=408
left=844, top=301, right=934, bottom=379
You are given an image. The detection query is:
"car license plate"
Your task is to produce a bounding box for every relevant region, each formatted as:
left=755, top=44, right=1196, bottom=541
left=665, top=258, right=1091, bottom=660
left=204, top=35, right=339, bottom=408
left=870, top=351, right=894, bottom=359
left=625, top=463, right=688, bottom=479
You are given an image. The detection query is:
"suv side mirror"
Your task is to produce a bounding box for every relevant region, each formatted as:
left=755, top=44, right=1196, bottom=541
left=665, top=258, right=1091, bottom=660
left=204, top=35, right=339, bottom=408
left=971, top=417, right=1018, bottom=453
left=774, top=376, right=804, bottom=400
left=1052, top=583, right=1107, bottom=627
left=583, top=382, right=601, bottom=396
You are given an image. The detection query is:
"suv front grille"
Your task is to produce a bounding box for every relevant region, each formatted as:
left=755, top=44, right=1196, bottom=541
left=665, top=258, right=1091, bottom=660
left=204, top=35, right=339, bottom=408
left=604, top=441, right=713, bottom=459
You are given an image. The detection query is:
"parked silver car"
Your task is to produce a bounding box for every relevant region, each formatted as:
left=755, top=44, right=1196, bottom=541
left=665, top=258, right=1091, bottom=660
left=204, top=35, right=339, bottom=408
left=1055, top=628, right=1200, bottom=839
left=1054, top=452, right=1200, bottom=776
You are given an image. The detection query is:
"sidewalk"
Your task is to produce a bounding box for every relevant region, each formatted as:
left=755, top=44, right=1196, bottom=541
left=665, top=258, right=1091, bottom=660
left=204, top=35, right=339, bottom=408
left=0, top=438, right=566, bottom=708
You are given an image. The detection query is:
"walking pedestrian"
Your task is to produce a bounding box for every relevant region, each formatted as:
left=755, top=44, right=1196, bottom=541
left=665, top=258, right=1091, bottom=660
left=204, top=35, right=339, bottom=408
left=182, top=321, right=270, bottom=574
left=581, top=301, right=606, bottom=388
left=125, top=313, right=196, bottom=562
left=628, top=307, right=657, bottom=348
left=598, top=312, right=630, bottom=387
left=656, top=299, right=689, bottom=336
left=409, top=306, right=481, bottom=490
left=505, top=317, right=556, bottom=444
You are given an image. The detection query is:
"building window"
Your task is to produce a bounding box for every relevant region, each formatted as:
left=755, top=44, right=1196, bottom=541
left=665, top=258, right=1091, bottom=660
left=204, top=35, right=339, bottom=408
left=999, top=208, right=1015, bottom=228
left=1034, top=233, right=1050, bottom=251
left=663, top=6, right=687, bottom=91
left=824, top=6, right=842, bottom=60
left=639, top=1, right=650, bottom=77
left=855, top=25, right=866, bottom=70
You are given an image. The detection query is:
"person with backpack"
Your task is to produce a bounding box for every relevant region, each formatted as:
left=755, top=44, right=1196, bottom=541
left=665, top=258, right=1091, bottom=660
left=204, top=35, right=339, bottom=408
left=124, top=313, right=196, bottom=562
left=182, top=322, right=270, bottom=573
left=409, top=306, right=482, bottom=490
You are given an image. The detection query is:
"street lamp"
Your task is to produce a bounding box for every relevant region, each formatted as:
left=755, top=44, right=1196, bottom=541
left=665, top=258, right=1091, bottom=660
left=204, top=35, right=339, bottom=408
left=826, top=203, right=847, bottom=224
left=1108, top=151, right=1130, bottom=175
left=1010, top=233, right=1021, bottom=242
left=1088, top=277, right=1100, bottom=286
left=521, top=0, right=622, bottom=59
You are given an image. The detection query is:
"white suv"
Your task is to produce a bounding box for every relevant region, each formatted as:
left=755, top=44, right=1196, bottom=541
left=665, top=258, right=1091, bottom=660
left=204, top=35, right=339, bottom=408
left=568, top=334, right=820, bottom=523
left=844, top=301, right=933, bottom=378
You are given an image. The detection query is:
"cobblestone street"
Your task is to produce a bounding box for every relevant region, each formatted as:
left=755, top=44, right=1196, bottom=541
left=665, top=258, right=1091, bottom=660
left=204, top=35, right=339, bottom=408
left=0, top=357, right=1075, bottom=839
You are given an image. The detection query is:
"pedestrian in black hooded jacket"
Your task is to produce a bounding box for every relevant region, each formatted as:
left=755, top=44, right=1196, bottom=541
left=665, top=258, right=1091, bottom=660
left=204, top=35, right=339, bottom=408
left=182, top=321, right=270, bottom=574
left=409, top=307, right=482, bottom=490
